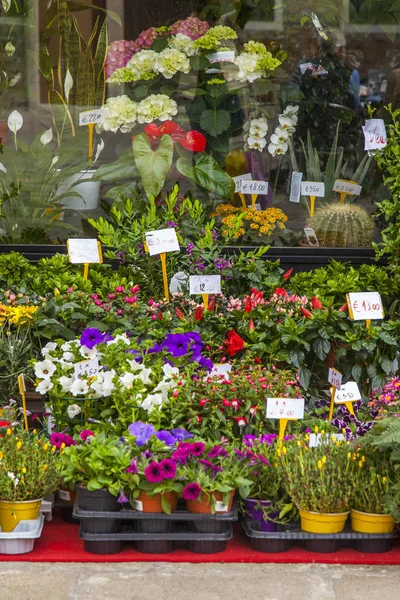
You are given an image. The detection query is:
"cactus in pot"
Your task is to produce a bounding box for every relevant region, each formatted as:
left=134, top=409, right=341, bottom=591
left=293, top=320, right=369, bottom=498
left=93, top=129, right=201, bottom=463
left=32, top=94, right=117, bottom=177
left=306, top=203, right=374, bottom=248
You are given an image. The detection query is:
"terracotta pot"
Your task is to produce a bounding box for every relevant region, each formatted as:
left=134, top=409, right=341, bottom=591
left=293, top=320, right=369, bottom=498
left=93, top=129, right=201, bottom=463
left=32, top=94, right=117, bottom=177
left=186, top=490, right=235, bottom=515
left=0, top=120, right=9, bottom=146
left=134, top=491, right=178, bottom=514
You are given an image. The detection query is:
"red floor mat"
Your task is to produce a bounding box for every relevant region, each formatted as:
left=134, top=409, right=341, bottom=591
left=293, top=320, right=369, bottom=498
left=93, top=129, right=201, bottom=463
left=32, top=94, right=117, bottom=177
left=1, top=513, right=400, bottom=564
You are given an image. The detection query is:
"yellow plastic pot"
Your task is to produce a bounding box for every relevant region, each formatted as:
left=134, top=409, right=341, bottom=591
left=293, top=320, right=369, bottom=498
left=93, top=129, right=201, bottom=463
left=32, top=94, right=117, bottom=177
left=0, top=499, right=42, bottom=532
left=299, top=509, right=349, bottom=533
left=351, top=509, right=395, bottom=534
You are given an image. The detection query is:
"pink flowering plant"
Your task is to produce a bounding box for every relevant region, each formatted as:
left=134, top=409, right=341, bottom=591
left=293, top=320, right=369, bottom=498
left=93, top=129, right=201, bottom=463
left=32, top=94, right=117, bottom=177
left=368, top=377, right=400, bottom=420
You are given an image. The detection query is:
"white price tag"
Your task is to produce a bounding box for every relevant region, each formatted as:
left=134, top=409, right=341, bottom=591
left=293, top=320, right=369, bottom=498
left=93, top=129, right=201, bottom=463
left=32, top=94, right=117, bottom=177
left=74, top=359, right=100, bottom=379
left=205, top=364, right=232, bottom=381
left=300, top=62, right=328, bottom=76
left=266, top=397, right=305, bottom=420
left=59, top=490, right=71, bottom=501
left=145, top=228, right=180, bottom=256
left=67, top=239, right=102, bottom=264
left=233, top=173, right=252, bottom=193
left=132, top=499, right=143, bottom=512
left=328, top=368, right=342, bottom=390
left=301, top=181, right=325, bottom=197
left=347, top=292, right=384, bottom=321
left=290, top=171, right=302, bottom=203
left=189, top=275, right=221, bottom=295
left=79, top=109, right=104, bottom=126
left=334, top=381, right=361, bottom=404
left=333, top=180, right=362, bottom=196
left=215, top=501, right=229, bottom=512
left=304, top=227, right=319, bottom=247
left=362, top=119, right=387, bottom=151
left=239, top=180, right=269, bottom=195
left=207, top=51, right=235, bottom=64
left=309, top=433, right=345, bottom=448
left=248, top=203, right=261, bottom=211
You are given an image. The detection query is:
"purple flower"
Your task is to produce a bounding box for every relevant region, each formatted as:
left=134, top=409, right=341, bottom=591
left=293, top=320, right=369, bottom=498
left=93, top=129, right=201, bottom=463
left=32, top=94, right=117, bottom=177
left=167, top=220, right=178, bottom=228
left=50, top=432, right=76, bottom=449
left=160, top=459, right=177, bottom=479
left=128, top=422, right=155, bottom=446
left=243, top=434, right=257, bottom=447
left=199, top=459, right=214, bottom=469
left=215, top=257, right=232, bottom=270
left=156, top=430, right=177, bottom=446
left=80, top=429, right=95, bottom=442
left=208, top=445, right=228, bottom=458
left=162, top=333, right=191, bottom=357
left=101, top=332, right=114, bottom=344
left=187, top=243, right=194, bottom=255
left=258, top=454, right=270, bottom=466
left=144, top=462, right=164, bottom=483
left=117, top=490, right=129, bottom=504
left=182, top=482, right=202, bottom=501
left=190, top=441, right=205, bottom=456
left=126, top=459, right=138, bottom=474
left=80, top=328, right=104, bottom=349
left=171, top=428, right=194, bottom=441
left=234, top=449, right=246, bottom=457
left=143, top=449, right=154, bottom=459
left=197, top=357, right=214, bottom=371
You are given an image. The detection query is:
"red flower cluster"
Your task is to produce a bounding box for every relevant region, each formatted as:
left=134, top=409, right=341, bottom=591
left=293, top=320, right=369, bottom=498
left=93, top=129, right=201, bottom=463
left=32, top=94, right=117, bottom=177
left=224, top=330, right=245, bottom=356
left=144, top=121, right=207, bottom=152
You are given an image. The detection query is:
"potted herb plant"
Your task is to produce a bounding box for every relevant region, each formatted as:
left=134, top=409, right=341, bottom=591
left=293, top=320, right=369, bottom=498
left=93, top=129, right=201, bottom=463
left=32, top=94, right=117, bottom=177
left=281, top=435, right=353, bottom=534
left=0, top=429, right=59, bottom=532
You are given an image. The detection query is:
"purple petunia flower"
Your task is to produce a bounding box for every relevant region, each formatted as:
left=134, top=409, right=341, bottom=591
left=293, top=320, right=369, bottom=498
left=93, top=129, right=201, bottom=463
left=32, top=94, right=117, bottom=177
left=197, top=356, right=214, bottom=371
left=101, top=332, right=114, bottom=344
left=207, top=445, right=228, bottom=458
left=126, top=459, right=138, bottom=474
left=160, top=459, right=177, bottom=479
left=190, top=441, right=205, bottom=456
left=162, top=333, right=191, bottom=357
left=182, top=482, right=202, bottom=501
left=144, top=462, right=164, bottom=483
left=50, top=432, right=76, bottom=449
left=199, top=459, right=214, bottom=469
left=117, top=490, right=129, bottom=504
left=128, top=422, right=155, bottom=447
left=80, top=328, right=104, bottom=349
left=156, top=430, right=177, bottom=446
left=80, top=429, right=95, bottom=442
left=171, top=428, right=194, bottom=441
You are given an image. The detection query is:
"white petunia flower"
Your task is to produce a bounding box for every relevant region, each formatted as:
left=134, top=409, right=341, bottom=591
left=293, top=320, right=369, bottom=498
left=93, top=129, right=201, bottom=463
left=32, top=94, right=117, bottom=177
left=67, top=403, right=82, bottom=418
left=108, top=334, right=130, bottom=346
left=35, top=379, right=54, bottom=394
left=59, top=376, right=74, bottom=392
left=35, top=359, right=56, bottom=379
left=127, top=359, right=144, bottom=372
left=79, top=345, right=98, bottom=359
left=140, top=393, right=164, bottom=412
left=62, top=352, right=75, bottom=362
left=41, top=342, right=57, bottom=357
left=162, top=364, right=179, bottom=378
left=138, top=367, right=152, bottom=385
left=70, top=379, right=89, bottom=397
left=119, top=372, right=136, bottom=389
left=61, top=342, right=72, bottom=352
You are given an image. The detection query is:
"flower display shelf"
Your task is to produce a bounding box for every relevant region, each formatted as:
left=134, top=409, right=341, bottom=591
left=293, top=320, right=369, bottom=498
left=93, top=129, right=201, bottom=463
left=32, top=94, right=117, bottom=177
left=73, top=502, right=237, bottom=555
left=0, top=515, right=44, bottom=555
left=242, top=517, right=399, bottom=554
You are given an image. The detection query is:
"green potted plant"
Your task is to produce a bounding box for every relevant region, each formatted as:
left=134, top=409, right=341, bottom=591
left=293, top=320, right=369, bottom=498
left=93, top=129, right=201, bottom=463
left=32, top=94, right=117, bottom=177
left=280, top=435, right=353, bottom=534
left=0, top=429, right=59, bottom=532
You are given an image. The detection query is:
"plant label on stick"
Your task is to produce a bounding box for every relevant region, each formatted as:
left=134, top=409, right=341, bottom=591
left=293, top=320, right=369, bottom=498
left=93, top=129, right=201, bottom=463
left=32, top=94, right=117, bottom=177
left=18, top=373, right=26, bottom=393
left=248, top=203, right=261, bottom=211
left=309, top=433, right=345, bottom=448
left=346, top=292, right=384, bottom=321
left=145, top=228, right=180, bottom=256
left=67, top=239, right=102, bottom=264
left=232, top=173, right=252, bottom=193
left=204, top=363, right=232, bottom=382
left=239, top=180, right=269, bottom=195
left=189, top=275, right=221, bottom=295
left=301, top=182, right=325, bottom=197
left=79, top=109, right=105, bottom=126
left=334, top=381, right=361, bottom=404
left=333, top=179, right=362, bottom=196
left=328, top=368, right=342, bottom=390
left=362, top=119, right=387, bottom=151
left=74, top=359, right=100, bottom=379
left=17, top=374, right=28, bottom=430
left=207, top=51, right=235, bottom=64
left=266, top=398, right=305, bottom=420
left=290, top=171, right=302, bottom=203
left=304, top=227, right=319, bottom=247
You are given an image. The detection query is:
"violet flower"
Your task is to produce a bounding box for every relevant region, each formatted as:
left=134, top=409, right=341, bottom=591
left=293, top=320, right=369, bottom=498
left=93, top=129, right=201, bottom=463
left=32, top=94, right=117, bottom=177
left=80, top=327, right=104, bottom=349
left=126, top=459, right=138, bottom=474
left=128, top=422, right=155, bottom=446
left=159, top=459, right=177, bottom=479
left=171, top=428, right=194, bottom=441
left=117, top=490, right=129, bottom=504
left=144, top=462, right=164, bottom=483
left=156, top=430, right=177, bottom=446
left=182, top=482, right=201, bottom=501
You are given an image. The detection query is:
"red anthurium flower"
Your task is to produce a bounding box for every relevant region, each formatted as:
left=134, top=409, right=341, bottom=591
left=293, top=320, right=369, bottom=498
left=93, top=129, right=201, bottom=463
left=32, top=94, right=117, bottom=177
left=274, top=287, right=287, bottom=297
left=300, top=307, right=313, bottom=318
left=283, top=268, right=294, bottom=280
left=208, top=297, right=215, bottom=311
left=175, top=130, right=207, bottom=152
left=311, top=296, right=323, bottom=310
left=339, top=303, right=348, bottom=313
left=224, top=330, right=245, bottom=356
left=160, top=121, right=184, bottom=135
left=144, top=123, right=162, bottom=137
left=175, top=307, right=184, bottom=320
left=249, top=318, right=255, bottom=331
left=195, top=306, right=203, bottom=321
left=244, top=296, right=252, bottom=313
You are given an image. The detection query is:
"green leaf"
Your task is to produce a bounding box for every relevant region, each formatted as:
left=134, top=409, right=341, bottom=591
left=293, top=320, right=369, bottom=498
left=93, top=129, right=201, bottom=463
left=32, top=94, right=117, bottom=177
left=200, top=109, right=231, bottom=137
left=161, top=494, right=171, bottom=515
left=351, top=363, right=363, bottom=380
left=176, top=153, right=234, bottom=198
left=380, top=357, right=394, bottom=375
left=93, top=151, right=138, bottom=182
left=133, top=133, right=173, bottom=200
left=299, top=367, right=311, bottom=389
left=312, top=338, right=331, bottom=360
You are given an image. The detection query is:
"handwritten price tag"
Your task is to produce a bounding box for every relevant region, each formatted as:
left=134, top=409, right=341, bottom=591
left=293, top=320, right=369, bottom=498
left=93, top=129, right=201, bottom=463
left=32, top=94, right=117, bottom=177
left=334, top=381, right=361, bottom=404
left=347, top=292, right=384, bottom=321
left=301, top=181, right=325, bottom=197
left=207, top=51, right=235, bottom=64
left=189, top=275, right=221, bottom=295
left=145, top=228, right=180, bottom=256
left=67, top=239, right=102, bottom=264
left=74, top=359, right=100, bottom=379
left=328, top=368, right=342, bottom=390
left=309, top=433, right=345, bottom=448
left=239, top=180, right=269, bottom=195
left=362, top=119, right=387, bottom=151
left=79, top=109, right=104, bottom=126
left=300, top=62, right=328, bottom=76
left=333, top=180, right=362, bottom=196
left=266, top=397, right=305, bottom=420
left=233, top=173, right=252, bottom=193
left=205, top=364, right=232, bottom=381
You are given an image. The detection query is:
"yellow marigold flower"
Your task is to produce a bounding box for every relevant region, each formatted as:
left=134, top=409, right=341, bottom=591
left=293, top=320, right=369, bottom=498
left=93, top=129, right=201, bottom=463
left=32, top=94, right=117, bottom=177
left=322, top=456, right=327, bottom=464
left=16, top=441, right=22, bottom=450
left=250, top=223, right=259, bottom=229
left=317, top=460, right=323, bottom=469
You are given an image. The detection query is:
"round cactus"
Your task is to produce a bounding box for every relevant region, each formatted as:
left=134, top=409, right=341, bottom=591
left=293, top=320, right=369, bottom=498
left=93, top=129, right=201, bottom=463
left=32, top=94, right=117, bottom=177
left=306, top=203, right=374, bottom=248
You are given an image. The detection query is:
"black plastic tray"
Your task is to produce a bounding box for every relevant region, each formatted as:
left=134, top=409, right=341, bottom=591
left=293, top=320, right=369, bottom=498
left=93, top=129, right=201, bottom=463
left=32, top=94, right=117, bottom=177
left=242, top=518, right=399, bottom=554
left=73, top=504, right=238, bottom=521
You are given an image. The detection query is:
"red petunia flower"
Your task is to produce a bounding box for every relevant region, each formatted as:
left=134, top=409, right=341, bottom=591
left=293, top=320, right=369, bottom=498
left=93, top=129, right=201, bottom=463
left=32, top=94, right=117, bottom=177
left=224, top=330, right=245, bottom=356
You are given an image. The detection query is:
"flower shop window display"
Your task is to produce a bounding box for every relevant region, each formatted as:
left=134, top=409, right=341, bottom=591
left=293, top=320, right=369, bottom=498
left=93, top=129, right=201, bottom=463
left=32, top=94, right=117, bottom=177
left=0, top=429, right=59, bottom=532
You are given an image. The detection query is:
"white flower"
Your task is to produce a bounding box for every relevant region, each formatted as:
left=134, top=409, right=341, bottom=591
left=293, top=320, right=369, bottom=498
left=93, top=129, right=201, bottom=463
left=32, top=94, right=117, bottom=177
left=119, top=372, right=136, bottom=389
left=138, top=367, right=152, bottom=386
left=7, top=110, right=23, bottom=132
left=247, top=136, right=267, bottom=151
left=79, top=345, right=98, bottom=359
left=162, top=364, right=179, bottom=378
left=100, top=95, right=138, bottom=134
left=62, top=351, right=75, bottom=362
left=35, top=379, right=54, bottom=394
left=140, top=393, right=164, bottom=412
left=67, top=403, right=82, bottom=418
left=61, top=341, right=74, bottom=352
left=154, top=378, right=176, bottom=396
left=168, top=33, right=198, bottom=57
left=70, top=379, right=89, bottom=397
left=249, top=118, right=268, bottom=137
left=59, top=376, right=74, bottom=392
left=35, top=359, right=56, bottom=379
left=0, top=162, right=6, bottom=174
left=5, top=42, right=15, bottom=57
left=137, top=94, right=178, bottom=124
left=9, top=73, right=21, bottom=87
left=93, top=138, right=104, bottom=164
left=278, top=115, right=296, bottom=133
left=154, top=48, right=190, bottom=79
left=51, top=156, right=59, bottom=168
left=7, top=472, right=19, bottom=487
left=125, top=49, right=157, bottom=81
left=91, top=370, right=115, bottom=397
left=41, top=342, right=57, bottom=357
left=234, top=52, right=263, bottom=83
left=64, top=70, right=73, bottom=103
left=127, top=359, right=144, bottom=372
left=270, top=128, right=290, bottom=145
left=268, top=141, right=288, bottom=156
left=40, top=128, right=53, bottom=145
left=283, top=104, right=299, bottom=118
left=2, top=0, right=11, bottom=13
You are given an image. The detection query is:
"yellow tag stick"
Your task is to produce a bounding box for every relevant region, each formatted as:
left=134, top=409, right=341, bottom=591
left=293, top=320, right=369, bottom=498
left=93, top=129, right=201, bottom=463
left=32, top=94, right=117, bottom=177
left=202, top=294, right=209, bottom=311
left=251, top=194, right=258, bottom=209
left=238, top=192, right=247, bottom=208
left=310, top=195, right=316, bottom=216
left=366, top=319, right=371, bottom=330
left=18, top=374, right=28, bottom=430
left=279, top=418, right=289, bottom=442
left=87, top=123, right=95, bottom=163
left=345, top=402, right=355, bottom=416
left=160, top=252, right=170, bottom=302
left=83, top=263, right=89, bottom=281
left=328, top=385, right=336, bottom=421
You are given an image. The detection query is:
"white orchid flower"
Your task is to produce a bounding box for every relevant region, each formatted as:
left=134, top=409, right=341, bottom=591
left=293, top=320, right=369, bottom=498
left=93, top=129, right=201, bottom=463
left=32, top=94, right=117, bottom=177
left=40, top=128, right=53, bottom=145
left=268, top=141, right=288, bottom=156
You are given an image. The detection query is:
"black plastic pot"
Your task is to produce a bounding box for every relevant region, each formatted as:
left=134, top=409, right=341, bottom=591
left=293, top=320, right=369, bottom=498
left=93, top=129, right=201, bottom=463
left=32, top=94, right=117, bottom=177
left=135, top=540, right=173, bottom=554
left=189, top=540, right=227, bottom=554
left=60, top=506, right=80, bottom=525
left=249, top=538, right=291, bottom=553
left=83, top=540, right=122, bottom=555
left=356, top=539, right=393, bottom=553
left=303, top=539, right=341, bottom=553
left=192, top=520, right=228, bottom=534
left=77, top=486, right=121, bottom=512
left=136, top=520, right=171, bottom=534
left=79, top=516, right=121, bottom=534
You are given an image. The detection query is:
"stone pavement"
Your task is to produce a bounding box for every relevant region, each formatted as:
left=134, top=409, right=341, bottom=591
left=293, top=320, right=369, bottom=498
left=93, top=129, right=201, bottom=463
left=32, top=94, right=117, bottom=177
left=1, top=562, right=399, bottom=600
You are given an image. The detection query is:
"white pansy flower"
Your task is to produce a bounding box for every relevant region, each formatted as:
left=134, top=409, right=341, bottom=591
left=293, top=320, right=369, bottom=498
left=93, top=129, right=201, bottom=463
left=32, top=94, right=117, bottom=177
left=67, top=403, right=82, bottom=418
left=35, top=379, right=54, bottom=394
left=35, top=359, right=56, bottom=379
left=59, top=376, right=74, bottom=392
left=168, top=33, right=198, bottom=57
left=79, top=345, right=98, bottom=359
left=154, top=48, right=190, bottom=79
left=64, top=70, right=73, bottom=103
left=140, top=393, right=164, bottom=412
left=268, top=141, right=288, bottom=156
left=7, top=110, right=23, bottom=132
left=0, top=162, right=7, bottom=173
left=70, top=379, right=89, bottom=397
left=40, top=128, right=53, bottom=145
left=41, top=342, right=57, bottom=357
left=247, top=136, right=267, bottom=151
left=119, top=372, right=136, bottom=389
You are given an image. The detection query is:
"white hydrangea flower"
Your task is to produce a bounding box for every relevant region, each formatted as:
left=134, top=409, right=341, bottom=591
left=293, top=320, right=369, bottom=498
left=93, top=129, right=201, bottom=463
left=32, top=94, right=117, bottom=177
left=249, top=118, right=268, bottom=137
left=79, top=345, right=98, bottom=359
left=137, top=94, right=178, bottom=123
left=168, top=33, right=198, bottom=57
left=126, top=49, right=157, bottom=81
left=268, top=141, right=288, bottom=156
left=35, top=359, right=56, bottom=379
left=41, top=342, right=57, bottom=357
left=154, top=48, right=191, bottom=79
left=70, top=379, right=89, bottom=397
left=35, top=379, right=54, bottom=394
left=100, top=95, right=138, bottom=133
left=140, top=393, right=164, bottom=412
left=247, top=136, right=267, bottom=151
left=59, top=376, right=74, bottom=392
left=67, top=403, right=82, bottom=418
left=234, top=52, right=263, bottom=82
